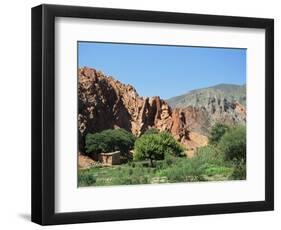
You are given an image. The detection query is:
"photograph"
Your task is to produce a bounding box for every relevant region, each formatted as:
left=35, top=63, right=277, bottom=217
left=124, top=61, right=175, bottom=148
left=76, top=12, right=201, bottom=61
left=77, top=41, right=247, bottom=187
left=30, top=3, right=274, bottom=225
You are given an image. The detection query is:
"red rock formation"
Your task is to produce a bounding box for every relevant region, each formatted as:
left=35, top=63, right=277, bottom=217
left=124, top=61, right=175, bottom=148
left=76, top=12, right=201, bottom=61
left=78, top=67, right=207, bottom=152
left=169, top=102, right=246, bottom=136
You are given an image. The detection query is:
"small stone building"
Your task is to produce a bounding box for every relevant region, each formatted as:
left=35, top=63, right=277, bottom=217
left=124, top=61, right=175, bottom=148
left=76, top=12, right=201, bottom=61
left=98, top=151, right=120, bottom=165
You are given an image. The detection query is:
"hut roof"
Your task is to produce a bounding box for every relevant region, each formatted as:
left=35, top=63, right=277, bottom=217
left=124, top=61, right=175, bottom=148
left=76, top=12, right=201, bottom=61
left=100, top=151, right=120, bottom=156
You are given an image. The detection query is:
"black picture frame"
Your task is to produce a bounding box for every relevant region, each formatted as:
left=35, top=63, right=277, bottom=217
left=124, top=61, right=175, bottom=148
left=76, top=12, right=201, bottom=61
left=31, top=4, right=274, bottom=225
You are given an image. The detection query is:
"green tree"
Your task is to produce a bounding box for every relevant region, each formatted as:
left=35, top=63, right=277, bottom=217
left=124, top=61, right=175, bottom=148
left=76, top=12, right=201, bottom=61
left=209, top=123, right=230, bottom=144
left=85, top=128, right=136, bottom=156
left=133, top=132, right=184, bottom=167
left=158, top=132, right=184, bottom=157
left=218, top=126, right=246, bottom=161
left=102, top=129, right=136, bottom=153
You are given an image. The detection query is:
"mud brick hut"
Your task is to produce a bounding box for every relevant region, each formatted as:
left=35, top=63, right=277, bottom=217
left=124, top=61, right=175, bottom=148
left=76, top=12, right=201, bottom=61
left=98, top=151, right=120, bottom=165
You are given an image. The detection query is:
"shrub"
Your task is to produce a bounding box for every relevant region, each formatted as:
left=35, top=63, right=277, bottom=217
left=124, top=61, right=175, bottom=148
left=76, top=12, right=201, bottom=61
left=157, top=145, right=233, bottom=182
left=163, top=154, right=177, bottom=167
left=159, top=157, right=206, bottom=182
left=230, top=159, right=246, bottom=180
left=209, top=123, right=230, bottom=145
left=78, top=170, right=97, bottom=186
left=143, top=128, right=159, bottom=135
left=133, top=132, right=184, bottom=167
left=195, top=145, right=224, bottom=166
left=218, top=126, right=246, bottom=161
left=85, top=128, right=136, bottom=156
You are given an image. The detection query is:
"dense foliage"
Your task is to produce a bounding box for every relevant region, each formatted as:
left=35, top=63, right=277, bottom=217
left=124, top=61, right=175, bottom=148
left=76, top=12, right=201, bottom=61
left=79, top=124, right=247, bottom=187
left=209, top=123, right=230, bottom=144
left=85, top=128, right=136, bottom=155
left=78, top=170, right=97, bottom=186
left=218, top=126, right=246, bottom=161
left=229, top=159, right=246, bottom=180
left=143, top=128, right=159, bottom=135
left=133, top=132, right=184, bottom=166
left=78, top=146, right=234, bottom=186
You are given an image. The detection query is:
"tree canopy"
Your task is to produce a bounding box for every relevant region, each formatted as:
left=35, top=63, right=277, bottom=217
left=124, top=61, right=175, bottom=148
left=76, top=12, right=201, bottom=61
left=85, top=128, right=136, bottom=155
left=133, top=132, right=184, bottom=166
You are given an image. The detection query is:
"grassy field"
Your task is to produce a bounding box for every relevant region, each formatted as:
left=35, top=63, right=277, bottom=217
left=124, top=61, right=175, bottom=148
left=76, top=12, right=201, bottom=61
left=78, top=146, right=244, bottom=187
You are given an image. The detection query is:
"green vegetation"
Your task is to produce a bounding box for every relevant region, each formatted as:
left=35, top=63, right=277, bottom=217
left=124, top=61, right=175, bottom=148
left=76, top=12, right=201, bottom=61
left=143, top=128, right=159, bottom=135
left=85, top=128, right=136, bottom=156
left=78, top=146, right=234, bottom=186
left=79, top=124, right=246, bottom=187
left=209, top=123, right=230, bottom=145
left=157, top=145, right=231, bottom=182
left=218, top=125, right=246, bottom=161
left=229, top=159, right=246, bottom=180
left=78, top=170, right=97, bottom=186
left=133, top=132, right=184, bottom=167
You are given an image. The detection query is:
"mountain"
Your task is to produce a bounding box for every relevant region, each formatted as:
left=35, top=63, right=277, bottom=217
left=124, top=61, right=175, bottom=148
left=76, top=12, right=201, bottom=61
left=78, top=67, right=208, bottom=153
left=166, top=84, right=246, bottom=134
left=166, top=84, right=246, bottom=109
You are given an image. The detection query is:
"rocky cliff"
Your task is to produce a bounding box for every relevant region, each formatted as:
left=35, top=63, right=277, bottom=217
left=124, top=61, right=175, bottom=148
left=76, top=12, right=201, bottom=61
left=167, top=84, right=246, bottom=108
left=78, top=67, right=207, bottom=152
left=166, top=84, right=246, bottom=134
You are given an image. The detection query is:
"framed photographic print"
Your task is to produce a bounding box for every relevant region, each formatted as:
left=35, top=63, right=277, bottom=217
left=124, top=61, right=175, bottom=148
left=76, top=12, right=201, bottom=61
left=31, top=4, right=274, bottom=225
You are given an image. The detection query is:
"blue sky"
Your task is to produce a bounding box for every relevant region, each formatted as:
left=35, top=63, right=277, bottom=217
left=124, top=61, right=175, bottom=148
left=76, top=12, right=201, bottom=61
left=78, top=42, right=246, bottom=99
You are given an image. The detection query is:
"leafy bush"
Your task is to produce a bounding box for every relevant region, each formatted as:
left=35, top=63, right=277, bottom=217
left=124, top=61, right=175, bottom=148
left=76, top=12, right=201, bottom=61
left=209, top=123, right=230, bottom=145
left=159, top=157, right=206, bottom=182
left=218, top=126, right=246, bottom=161
left=133, top=132, right=184, bottom=166
left=230, top=159, right=246, bottom=180
left=195, top=145, right=224, bottom=166
left=78, top=170, right=97, bottom=186
left=162, top=154, right=177, bottom=167
left=85, top=128, right=136, bottom=156
left=157, top=145, right=234, bottom=182
left=143, top=128, right=159, bottom=135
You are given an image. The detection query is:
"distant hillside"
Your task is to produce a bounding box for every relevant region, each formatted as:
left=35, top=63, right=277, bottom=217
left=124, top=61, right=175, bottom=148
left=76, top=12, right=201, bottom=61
left=166, top=84, right=246, bottom=109
left=165, top=84, right=246, bottom=135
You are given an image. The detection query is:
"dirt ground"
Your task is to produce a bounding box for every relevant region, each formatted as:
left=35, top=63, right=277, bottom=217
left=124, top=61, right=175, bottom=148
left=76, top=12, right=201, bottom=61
left=78, top=153, right=97, bottom=169
left=184, top=131, right=208, bottom=158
